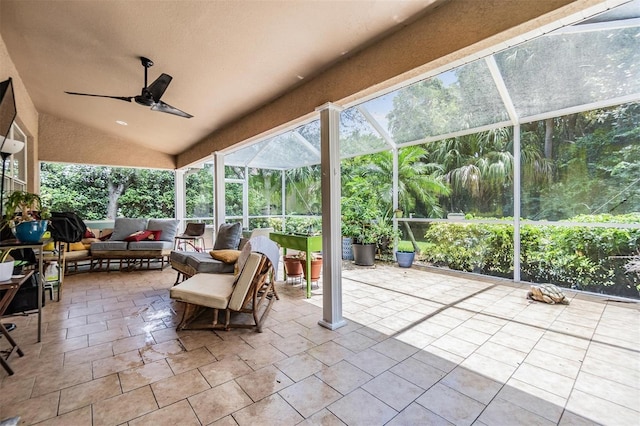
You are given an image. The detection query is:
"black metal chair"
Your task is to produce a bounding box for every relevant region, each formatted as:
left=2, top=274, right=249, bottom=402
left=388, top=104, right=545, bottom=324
left=174, top=223, right=206, bottom=252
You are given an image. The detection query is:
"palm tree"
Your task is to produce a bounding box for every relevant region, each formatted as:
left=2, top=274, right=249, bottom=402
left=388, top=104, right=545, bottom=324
left=350, top=145, right=450, bottom=252
left=364, top=145, right=450, bottom=217
left=427, top=128, right=552, bottom=216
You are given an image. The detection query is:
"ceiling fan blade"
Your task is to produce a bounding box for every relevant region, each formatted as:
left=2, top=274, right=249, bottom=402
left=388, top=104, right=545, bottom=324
left=64, top=91, right=132, bottom=102
left=151, top=101, right=193, bottom=118
left=147, top=73, right=172, bottom=103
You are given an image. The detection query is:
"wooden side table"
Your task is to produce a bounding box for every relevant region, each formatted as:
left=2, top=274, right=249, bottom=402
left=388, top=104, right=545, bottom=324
left=0, top=271, right=34, bottom=375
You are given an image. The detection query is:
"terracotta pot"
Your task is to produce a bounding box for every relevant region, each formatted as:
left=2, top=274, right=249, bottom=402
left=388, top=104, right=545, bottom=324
left=301, top=256, right=322, bottom=281
left=283, top=256, right=303, bottom=277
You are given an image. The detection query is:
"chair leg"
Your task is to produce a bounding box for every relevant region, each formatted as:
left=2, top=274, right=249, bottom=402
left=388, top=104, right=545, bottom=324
left=177, top=303, right=197, bottom=330
left=224, top=310, right=231, bottom=330
left=212, top=308, right=219, bottom=327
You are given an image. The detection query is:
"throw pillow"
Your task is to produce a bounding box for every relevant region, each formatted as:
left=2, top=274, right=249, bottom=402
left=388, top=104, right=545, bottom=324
left=84, top=229, right=96, bottom=238
left=69, top=242, right=86, bottom=251
left=147, top=230, right=162, bottom=241
left=125, top=230, right=152, bottom=242
left=213, top=222, right=242, bottom=250
left=209, top=249, right=242, bottom=264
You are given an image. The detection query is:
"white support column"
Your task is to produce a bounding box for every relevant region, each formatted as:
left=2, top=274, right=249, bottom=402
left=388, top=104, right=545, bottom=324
left=213, top=152, right=226, bottom=234
left=243, top=166, right=249, bottom=229
left=392, top=148, right=399, bottom=252
left=513, top=124, right=521, bottom=282
left=174, top=169, right=186, bottom=231
left=317, top=102, right=346, bottom=330
left=281, top=170, right=286, bottom=229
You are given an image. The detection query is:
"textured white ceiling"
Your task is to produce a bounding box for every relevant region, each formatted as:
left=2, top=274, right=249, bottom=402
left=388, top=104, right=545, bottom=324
left=0, top=0, right=439, bottom=156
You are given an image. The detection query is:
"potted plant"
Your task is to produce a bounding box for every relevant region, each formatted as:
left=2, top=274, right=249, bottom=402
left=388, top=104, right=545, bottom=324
left=283, top=254, right=304, bottom=279
left=396, top=250, right=415, bottom=268
left=3, top=190, right=50, bottom=243
left=298, top=251, right=322, bottom=282
left=341, top=222, right=357, bottom=260
left=342, top=193, right=380, bottom=266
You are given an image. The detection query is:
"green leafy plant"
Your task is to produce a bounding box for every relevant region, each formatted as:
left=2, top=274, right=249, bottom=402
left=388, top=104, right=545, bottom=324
left=4, top=190, right=45, bottom=223
left=341, top=192, right=381, bottom=244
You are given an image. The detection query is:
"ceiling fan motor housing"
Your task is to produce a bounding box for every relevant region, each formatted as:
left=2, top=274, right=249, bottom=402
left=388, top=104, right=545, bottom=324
left=135, top=90, right=154, bottom=106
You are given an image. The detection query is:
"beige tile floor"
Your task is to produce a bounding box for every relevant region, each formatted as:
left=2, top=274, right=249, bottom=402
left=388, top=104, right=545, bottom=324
left=1, top=262, right=639, bottom=425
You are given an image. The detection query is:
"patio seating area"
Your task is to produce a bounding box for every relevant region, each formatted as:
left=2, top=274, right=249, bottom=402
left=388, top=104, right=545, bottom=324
left=0, top=263, right=638, bottom=425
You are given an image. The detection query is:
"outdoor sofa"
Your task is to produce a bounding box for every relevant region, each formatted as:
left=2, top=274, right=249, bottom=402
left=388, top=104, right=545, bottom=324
left=87, top=217, right=179, bottom=270
left=50, top=217, right=180, bottom=273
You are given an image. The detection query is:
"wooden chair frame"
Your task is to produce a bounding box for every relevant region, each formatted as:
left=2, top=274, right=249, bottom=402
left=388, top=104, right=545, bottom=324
left=175, top=255, right=278, bottom=333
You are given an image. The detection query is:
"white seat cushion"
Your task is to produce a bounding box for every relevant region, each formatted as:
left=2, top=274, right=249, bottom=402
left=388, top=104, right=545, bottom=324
left=170, top=273, right=235, bottom=309
left=170, top=252, right=263, bottom=311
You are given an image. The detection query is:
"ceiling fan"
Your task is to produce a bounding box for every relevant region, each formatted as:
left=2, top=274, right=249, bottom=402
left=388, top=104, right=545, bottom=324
left=65, top=56, right=193, bottom=118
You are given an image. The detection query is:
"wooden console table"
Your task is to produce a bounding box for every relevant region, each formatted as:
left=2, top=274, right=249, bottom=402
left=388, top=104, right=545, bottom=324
left=269, top=232, right=322, bottom=298
left=0, top=239, right=47, bottom=342
left=0, top=271, right=34, bottom=374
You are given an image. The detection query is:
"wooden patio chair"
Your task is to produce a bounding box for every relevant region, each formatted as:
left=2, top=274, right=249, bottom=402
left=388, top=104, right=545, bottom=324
left=169, top=252, right=277, bottom=332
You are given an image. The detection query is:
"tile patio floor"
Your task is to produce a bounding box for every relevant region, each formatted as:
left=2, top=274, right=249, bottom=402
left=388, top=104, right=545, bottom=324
left=0, top=262, right=638, bottom=425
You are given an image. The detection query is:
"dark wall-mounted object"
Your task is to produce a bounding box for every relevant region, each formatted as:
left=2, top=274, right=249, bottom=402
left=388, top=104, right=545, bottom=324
left=0, top=77, right=17, bottom=146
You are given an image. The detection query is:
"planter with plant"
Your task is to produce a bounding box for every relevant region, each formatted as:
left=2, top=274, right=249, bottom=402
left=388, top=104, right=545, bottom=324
left=283, top=254, right=304, bottom=280
left=342, top=194, right=381, bottom=266
left=298, top=251, right=322, bottom=282
left=396, top=250, right=415, bottom=268
left=3, top=191, right=50, bottom=243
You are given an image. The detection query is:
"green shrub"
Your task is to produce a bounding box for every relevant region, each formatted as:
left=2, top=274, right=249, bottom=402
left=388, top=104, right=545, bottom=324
left=421, top=214, right=640, bottom=298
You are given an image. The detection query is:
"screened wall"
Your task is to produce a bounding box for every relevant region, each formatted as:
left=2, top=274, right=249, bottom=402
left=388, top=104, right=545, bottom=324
left=188, top=1, right=640, bottom=298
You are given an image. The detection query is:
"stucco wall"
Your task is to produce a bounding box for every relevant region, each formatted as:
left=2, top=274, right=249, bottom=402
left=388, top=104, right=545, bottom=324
left=0, top=33, right=39, bottom=191
left=38, top=114, right=175, bottom=169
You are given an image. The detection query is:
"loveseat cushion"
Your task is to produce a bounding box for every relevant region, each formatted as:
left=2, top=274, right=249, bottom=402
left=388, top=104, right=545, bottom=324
left=91, top=241, right=129, bottom=251
left=111, top=218, right=148, bottom=241
left=147, top=219, right=179, bottom=242
left=169, top=251, right=234, bottom=274
left=213, top=222, right=242, bottom=250
left=128, top=241, right=173, bottom=251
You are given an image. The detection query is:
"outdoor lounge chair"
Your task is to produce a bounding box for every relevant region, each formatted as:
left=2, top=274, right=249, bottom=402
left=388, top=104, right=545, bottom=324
left=169, top=251, right=277, bottom=332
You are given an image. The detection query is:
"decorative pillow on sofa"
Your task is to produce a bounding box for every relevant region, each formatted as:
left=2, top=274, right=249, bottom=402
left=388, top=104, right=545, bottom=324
left=69, top=242, right=86, bottom=251
left=213, top=222, right=242, bottom=250
left=209, top=249, right=241, bottom=264
left=125, top=230, right=153, bottom=242
left=147, top=230, right=162, bottom=240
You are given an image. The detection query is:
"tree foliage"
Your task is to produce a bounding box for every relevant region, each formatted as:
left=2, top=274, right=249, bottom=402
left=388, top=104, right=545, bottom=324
left=40, top=163, right=174, bottom=219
